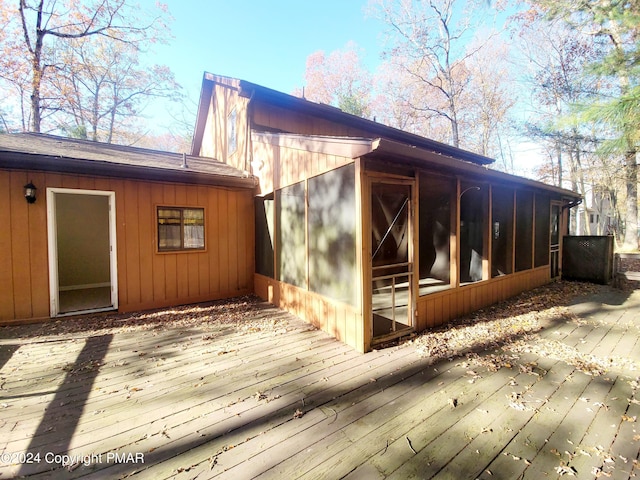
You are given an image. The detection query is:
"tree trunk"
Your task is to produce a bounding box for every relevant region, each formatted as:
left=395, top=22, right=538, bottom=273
left=449, top=102, right=460, bottom=148
left=30, top=63, right=41, bottom=132
left=623, top=149, right=639, bottom=249
left=555, top=141, right=563, bottom=188
left=91, top=83, right=101, bottom=141
left=20, top=0, right=46, bottom=133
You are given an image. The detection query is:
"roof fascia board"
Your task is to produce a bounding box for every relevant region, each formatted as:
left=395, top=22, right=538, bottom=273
left=238, top=79, right=494, bottom=166
left=1, top=151, right=256, bottom=189
left=368, top=138, right=581, bottom=198
left=191, top=73, right=215, bottom=156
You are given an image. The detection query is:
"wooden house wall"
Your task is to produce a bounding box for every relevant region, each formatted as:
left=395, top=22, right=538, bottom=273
left=254, top=274, right=364, bottom=352
left=415, top=266, right=550, bottom=332
left=251, top=100, right=373, bottom=138
left=197, top=79, right=575, bottom=352
left=199, top=82, right=250, bottom=173
left=0, top=169, right=254, bottom=324
left=251, top=139, right=354, bottom=194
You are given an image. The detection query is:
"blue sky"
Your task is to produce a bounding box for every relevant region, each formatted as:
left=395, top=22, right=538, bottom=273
left=140, top=0, right=542, bottom=177
left=146, top=0, right=386, bottom=105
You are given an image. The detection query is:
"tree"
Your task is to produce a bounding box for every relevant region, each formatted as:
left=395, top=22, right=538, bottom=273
left=370, top=0, right=493, bottom=148
left=370, top=61, right=429, bottom=133
left=299, top=42, right=373, bottom=118
left=531, top=0, right=639, bottom=249
left=459, top=37, right=516, bottom=161
left=49, top=35, right=182, bottom=143
left=514, top=15, right=604, bottom=233
left=0, top=0, right=171, bottom=134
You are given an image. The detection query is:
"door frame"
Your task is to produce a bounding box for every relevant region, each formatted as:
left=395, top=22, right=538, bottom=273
left=368, top=175, right=416, bottom=344
left=46, top=188, right=118, bottom=317
left=550, top=201, right=562, bottom=279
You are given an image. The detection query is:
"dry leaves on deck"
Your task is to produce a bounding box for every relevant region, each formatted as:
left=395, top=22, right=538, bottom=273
left=1, top=295, right=295, bottom=341
left=410, top=282, right=603, bottom=370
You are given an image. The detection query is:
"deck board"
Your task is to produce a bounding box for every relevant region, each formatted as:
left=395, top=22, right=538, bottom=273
left=1, top=285, right=639, bottom=479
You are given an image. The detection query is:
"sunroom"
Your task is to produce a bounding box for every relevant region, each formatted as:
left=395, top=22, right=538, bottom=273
left=252, top=134, right=579, bottom=352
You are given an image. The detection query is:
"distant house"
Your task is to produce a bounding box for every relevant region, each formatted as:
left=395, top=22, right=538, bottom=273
left=191, top=73, right=582, bottom=352
left=0, top=133, right=255, bottom=324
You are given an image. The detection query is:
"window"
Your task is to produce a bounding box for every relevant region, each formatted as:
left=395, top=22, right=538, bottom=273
left=157, top=207, right=204, bottom=251
left=228, top=108, right=237, bottom=156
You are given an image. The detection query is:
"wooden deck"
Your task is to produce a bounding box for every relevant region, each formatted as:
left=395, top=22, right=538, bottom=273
left=1, top=284, right=639, bottom=479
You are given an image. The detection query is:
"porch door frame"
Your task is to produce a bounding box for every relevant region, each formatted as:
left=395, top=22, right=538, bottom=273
left=47, top=188, right=118, bottom=317
left=550, top=201, right=562, bottom=279
left=368, top=174, right=417, bottom=344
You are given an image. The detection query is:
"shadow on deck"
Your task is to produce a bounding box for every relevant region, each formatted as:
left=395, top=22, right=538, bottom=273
left=0, top=283, right=638, bottom=479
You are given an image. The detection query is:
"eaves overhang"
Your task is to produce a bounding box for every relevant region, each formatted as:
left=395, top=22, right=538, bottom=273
left=1, top=150, right=256, bottom=188
left=364, top=138, right=582, bottom=199
left=237, top=79, right=495, bottom=167
left=0, top=133, right=257, bottom=189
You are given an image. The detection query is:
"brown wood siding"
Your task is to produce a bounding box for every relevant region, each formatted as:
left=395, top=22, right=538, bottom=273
left=256, top=266, right=549, bottom=352
left=198, top=83, right=250, bottom=171
left=254, top=274, right=364, bottom=352
left=416, top=266, right=550, bottom=331
left=252, top=140, right=354, bottom=195
left=252, top=101, right=371, bottom=138
left=0, top=169, right=254, bottom=324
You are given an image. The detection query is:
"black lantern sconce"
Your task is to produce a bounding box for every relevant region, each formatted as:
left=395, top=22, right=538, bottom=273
left=24, top=181, right=37, bottom=204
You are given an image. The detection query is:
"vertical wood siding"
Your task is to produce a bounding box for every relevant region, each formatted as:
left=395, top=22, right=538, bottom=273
left=415, top=266, right=550, bottom=331
left=252, top=140, right=354, bottom=195
left=254, top=274, right=364, bottom=352
left=199, top=83, right=250, bottom=172
left=0, top=169, right=254, bottom=324
left=256, top=266, right=549, bottom=353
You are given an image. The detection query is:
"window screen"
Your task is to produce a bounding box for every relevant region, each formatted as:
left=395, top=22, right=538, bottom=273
left=276, top=182, right=306, bottom=287
left=491, top=186, right=514, bottom=277
left=535, top=194, right=551, bottom=267
left=459, top=183, right=487, bottom=283
left=308, top=165, right=357, bottom=306
left=515, top=191, right=534, bottom=271
left=255, top=194, right=275, bottom=278
left=419, top=174, right=453, bottom=294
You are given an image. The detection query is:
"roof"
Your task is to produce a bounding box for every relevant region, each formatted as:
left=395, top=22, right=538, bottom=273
left=366, top=138, right=582, bottom=199
left=193, top=72, right=494, bottom=167
left=0, top=133, right=256, bottom=188
left=248, top=131, right=580, bottom=199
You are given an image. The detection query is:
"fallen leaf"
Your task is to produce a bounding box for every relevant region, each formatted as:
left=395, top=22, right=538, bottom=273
left=555, top=464, right=577, bottom=476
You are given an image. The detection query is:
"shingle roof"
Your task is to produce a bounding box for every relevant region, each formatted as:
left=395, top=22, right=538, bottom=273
left=0, top=133, right=256, bottom=188
left=194, top=72, right=494, bottom=167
